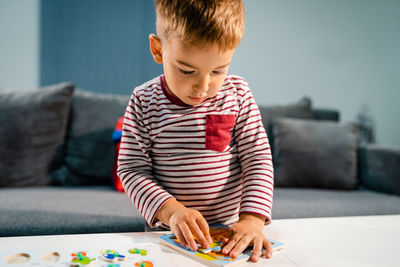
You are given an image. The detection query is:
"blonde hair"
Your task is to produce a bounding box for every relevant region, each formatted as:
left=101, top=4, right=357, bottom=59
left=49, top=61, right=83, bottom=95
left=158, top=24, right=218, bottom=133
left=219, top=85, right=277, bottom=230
left=155, top=0, right=245, bottom=50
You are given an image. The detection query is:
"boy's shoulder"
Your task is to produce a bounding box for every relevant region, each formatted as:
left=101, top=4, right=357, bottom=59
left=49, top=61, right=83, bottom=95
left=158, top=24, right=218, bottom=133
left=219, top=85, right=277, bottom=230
left=132, top=75, right=163, bottom=97
left=221, top=74, right=251, bottom=98
left=224, top=74, right=249, bottom=87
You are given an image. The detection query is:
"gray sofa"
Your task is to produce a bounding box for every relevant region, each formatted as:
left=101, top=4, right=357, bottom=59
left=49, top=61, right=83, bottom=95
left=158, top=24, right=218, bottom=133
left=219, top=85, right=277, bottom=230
left=1, top=83, right=399, bottom=237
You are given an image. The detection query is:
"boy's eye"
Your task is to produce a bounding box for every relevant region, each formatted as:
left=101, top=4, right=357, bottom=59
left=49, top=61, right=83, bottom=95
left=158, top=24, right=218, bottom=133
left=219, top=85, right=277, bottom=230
left=212, top=70, right=225, bottom=75
left=179, top=68, right=194, bottom=75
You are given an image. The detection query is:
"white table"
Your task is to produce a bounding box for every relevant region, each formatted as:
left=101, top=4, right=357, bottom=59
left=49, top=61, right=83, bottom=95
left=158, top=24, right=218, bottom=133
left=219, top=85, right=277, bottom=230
left=1, top=215, right=399, bottom=267
left=266, top=215, right=400, bottom=267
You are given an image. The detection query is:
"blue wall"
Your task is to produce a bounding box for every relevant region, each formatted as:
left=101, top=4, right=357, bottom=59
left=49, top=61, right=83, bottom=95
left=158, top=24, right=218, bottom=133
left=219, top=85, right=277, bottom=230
left=230, top=0, right=400, bottom=146
left=0, top=0, right=39, bottom=89
left=40, top=0, right=162, bottom=95
left=1, top=0, right=399, bottom=146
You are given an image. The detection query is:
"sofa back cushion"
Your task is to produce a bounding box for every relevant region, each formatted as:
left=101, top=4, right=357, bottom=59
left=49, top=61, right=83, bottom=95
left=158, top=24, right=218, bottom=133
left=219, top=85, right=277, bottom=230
left=258, top=97, right=315, bottom=154
left=50, top=89, right=129, bottom=185
left=0, top=83, right=74, bottom=186
left=271, top=117, right=358, bottom=189
left=258, top=97, right=315, bottom=132
left=359, top=144, right=400, bottom=195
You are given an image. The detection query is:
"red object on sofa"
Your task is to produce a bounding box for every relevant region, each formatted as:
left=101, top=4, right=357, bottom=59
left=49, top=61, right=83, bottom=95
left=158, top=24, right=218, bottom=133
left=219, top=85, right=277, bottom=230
left=112, top=117, right=125, bottom=192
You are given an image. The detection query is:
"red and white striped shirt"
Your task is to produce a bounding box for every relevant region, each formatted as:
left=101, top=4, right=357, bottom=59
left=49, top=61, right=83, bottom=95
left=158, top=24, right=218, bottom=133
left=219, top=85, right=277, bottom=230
left=117, top=75, right=274, bottom=228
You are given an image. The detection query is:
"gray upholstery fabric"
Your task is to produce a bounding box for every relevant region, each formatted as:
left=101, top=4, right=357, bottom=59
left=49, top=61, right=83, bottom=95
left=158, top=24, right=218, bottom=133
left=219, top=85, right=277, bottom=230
left=272, top=118, right=358, bottom=189
left=312, top=108, right=340, bottom=122
left=359, top=144, right=400, bottom=196
left=258, top=97, right=315, bottom=153
left=0, top=83, right=74, bottom=186
left=272, top=188, right=400, bottom=219
left=1, top=186, right=399, bottom=237
left=0, top=186, right=145, bottom=237
left=50, top=89, right=129, bottom=185
left=258, top=97, right=314, bottom=133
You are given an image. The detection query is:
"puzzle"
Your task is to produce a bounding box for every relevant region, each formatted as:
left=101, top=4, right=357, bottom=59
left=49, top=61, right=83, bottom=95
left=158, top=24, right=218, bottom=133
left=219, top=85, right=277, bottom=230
left=2, top=242, right=165, bottom=267
left=159, top=224, right=284, bottom=267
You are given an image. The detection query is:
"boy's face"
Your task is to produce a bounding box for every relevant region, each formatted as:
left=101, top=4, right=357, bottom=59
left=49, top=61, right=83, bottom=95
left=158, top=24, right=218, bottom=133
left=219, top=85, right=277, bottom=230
left=150, top=35, right=235, bottom=106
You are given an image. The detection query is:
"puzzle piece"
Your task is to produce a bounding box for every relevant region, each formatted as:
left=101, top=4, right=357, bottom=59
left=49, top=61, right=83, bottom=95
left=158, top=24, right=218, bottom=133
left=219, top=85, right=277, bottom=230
left=134, top=260, right=154, bottom=267
left=100, top=250, right=126, bottom=263
left=41, top=252, right=60, bottom=262
left=198, top=241, right=223, bottom=254
left=5, top=253, right=31, bottom=264
left=198, top=247, right=212, bottom=253
left=129, top=248, right=147, bottom=256
left=212, top=246, right=222, bottom=253
left=70, top=251, right=97, bottom=266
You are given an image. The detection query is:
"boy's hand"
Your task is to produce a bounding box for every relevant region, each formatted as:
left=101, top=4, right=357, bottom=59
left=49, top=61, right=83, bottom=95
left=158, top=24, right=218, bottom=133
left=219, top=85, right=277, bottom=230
left=156, top=199, right=212, bottom=251
left=222, top=213, right=272, bottom=262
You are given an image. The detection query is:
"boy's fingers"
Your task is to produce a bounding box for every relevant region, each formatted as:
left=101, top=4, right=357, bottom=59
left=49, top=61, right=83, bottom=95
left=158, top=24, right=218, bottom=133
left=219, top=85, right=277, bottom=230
left=174, top=227, right=187, bottom=247
left=228, top=235, right=252, bottom=258
left=263, top=239, right=273, bottom=258
left=171, top=224, right=187, bottom=247
left=197, top=217, right=213, bottom=243
left=251, top=239, right=262, bottom=262
left=179, top=223, right=198, bottom=251
left=222, top=233, right=241, bottom=255
left=188, top=221, right=210, bottom=249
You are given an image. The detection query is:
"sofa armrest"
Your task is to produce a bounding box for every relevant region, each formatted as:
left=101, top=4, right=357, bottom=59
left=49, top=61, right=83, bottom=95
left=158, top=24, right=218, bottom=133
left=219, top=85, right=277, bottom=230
left=358, top=144, right=400, bottom=195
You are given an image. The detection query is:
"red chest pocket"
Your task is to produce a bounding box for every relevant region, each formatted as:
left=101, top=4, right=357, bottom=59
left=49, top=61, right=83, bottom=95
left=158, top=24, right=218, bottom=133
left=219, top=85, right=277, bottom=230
left=205, top=114, right=236, bottom=152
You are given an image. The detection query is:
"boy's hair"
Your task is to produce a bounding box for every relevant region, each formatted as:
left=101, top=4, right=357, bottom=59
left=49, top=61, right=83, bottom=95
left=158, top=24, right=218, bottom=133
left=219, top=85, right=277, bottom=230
left=154, top=0, right=245, bottom=50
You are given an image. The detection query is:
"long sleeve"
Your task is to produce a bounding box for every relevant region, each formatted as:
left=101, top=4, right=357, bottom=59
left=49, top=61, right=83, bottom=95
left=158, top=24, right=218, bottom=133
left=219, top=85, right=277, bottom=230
left=233, top=78, right=274, bottom=222
left=117, top=89, right=173, bottom=227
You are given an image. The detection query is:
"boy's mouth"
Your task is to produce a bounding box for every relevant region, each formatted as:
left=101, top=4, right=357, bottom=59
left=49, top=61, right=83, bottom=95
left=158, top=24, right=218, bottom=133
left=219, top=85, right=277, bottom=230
left=189, top=96, right=206, bottom=103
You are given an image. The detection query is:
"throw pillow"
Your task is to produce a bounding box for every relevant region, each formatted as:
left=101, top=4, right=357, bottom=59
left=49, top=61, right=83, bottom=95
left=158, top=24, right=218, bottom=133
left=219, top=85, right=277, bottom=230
left=50, top=89, right=130, bottom=185
left=258, top=97, right=315, bottom=132
left=271, top=117, right=358, bottom=189
left=0, top=83, right=75, bottom=186
left=258, top=97, right=315, bottom=152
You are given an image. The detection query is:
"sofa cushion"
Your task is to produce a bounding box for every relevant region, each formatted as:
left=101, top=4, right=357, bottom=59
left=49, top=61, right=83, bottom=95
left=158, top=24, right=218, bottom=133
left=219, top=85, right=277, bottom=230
left=258, top=97, right=314, bottom=132
left=258, top=97, right=315, bottom=153
left=0, top=83, right=74, bottom=186
left=272, top=118, right=358, bottom=189
left=271, top=188, right=400, bottom=219
left=312, top=108, right=340, bottom=122
left=359, top=144, right=400, bottom=196
left=0, top=186, right=146, bottom=236
left=1, top=187, right=399, bottom=236
left=50, top=89, right=129, bottom=186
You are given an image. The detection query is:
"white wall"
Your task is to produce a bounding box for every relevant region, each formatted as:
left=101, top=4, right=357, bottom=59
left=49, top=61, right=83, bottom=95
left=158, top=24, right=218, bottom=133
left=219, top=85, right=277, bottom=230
left=0, top=0, right=39, bottom=89
left=230, top=0, right=400, bottom=146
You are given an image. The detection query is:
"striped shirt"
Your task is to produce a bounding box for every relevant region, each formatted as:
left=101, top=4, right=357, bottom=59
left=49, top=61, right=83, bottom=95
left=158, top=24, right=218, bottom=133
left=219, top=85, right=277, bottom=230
left=117, top=74, right=274, bottom=228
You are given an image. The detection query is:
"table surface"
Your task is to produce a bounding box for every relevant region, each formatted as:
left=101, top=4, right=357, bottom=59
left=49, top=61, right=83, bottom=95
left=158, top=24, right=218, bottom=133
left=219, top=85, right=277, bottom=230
left=1, top=214, right=399, bottom=267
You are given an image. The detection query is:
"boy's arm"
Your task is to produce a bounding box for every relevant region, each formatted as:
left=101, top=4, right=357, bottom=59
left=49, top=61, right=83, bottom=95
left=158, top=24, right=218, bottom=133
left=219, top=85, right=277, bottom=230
left=222, top=79, right=274, bottom=262
left=117, top=92, right=174, bottom=227
left=234, top=81, right=274, bottom=222
left=118, top=92, right=212, bottom=249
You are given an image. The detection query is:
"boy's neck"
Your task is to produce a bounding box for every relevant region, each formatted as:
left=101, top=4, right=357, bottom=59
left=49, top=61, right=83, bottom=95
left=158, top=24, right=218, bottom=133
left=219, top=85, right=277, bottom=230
left=160, top=75, right=190, bottom=107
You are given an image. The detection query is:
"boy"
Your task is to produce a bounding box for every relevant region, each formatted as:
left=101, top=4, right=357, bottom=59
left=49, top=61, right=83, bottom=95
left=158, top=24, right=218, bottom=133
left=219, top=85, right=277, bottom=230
left=118, top=0, right=274, bottom=262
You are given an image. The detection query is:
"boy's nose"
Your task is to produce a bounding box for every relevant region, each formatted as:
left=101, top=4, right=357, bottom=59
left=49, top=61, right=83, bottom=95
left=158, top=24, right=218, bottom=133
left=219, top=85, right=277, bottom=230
left=193, top=76, right=209, bottom=96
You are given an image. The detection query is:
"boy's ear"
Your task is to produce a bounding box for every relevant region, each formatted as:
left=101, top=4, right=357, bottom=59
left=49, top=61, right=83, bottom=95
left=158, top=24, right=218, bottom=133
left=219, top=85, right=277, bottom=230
left=149, top=34, right=163, bottom=64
